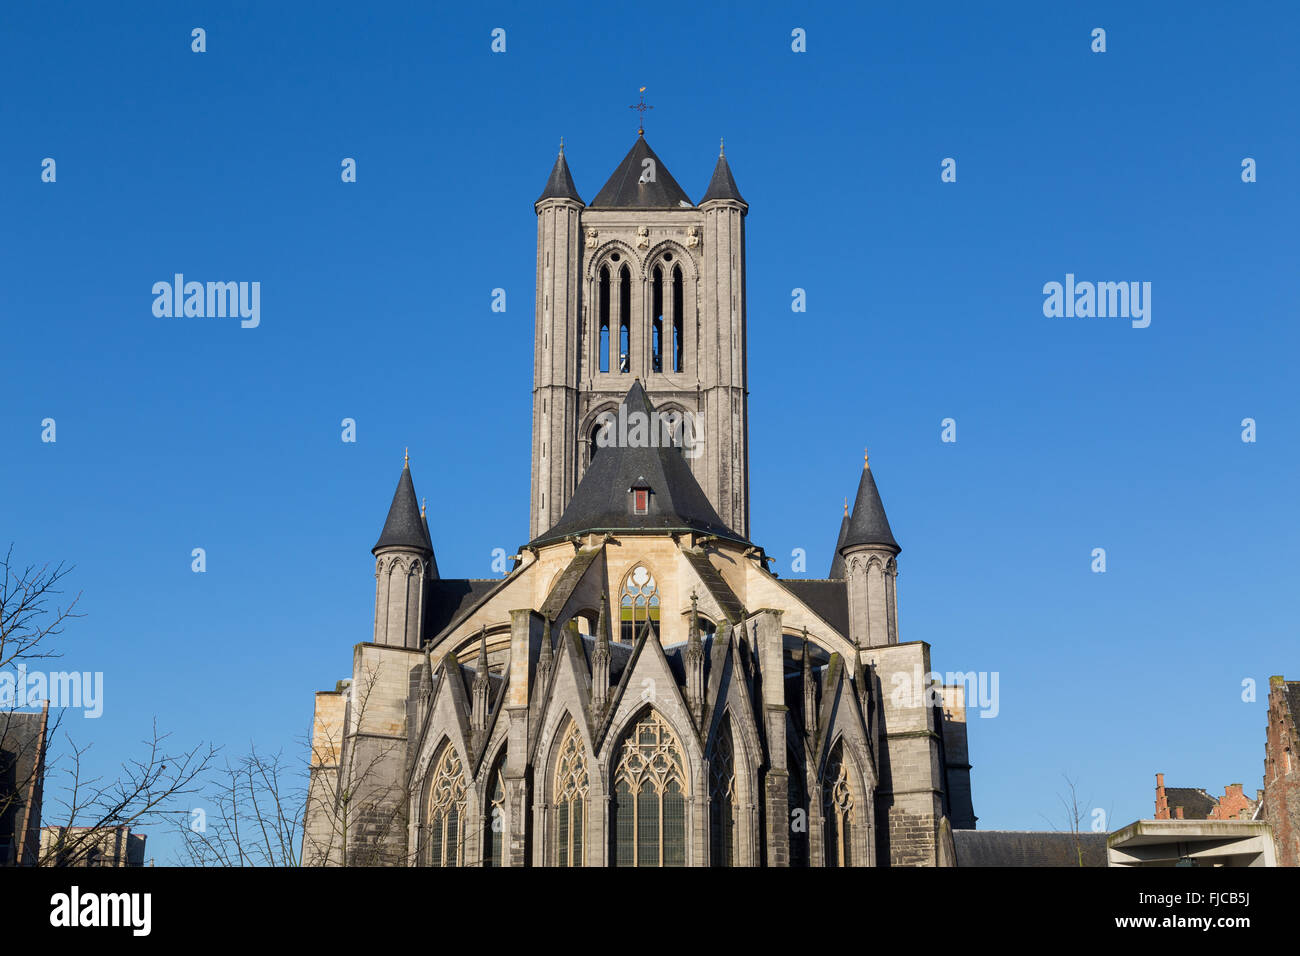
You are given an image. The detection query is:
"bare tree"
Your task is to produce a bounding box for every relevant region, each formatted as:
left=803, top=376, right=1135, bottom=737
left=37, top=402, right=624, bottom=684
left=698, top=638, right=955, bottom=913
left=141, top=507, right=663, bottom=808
left=301, top=664, right=407, bottom=866
left=38, top=723, right=217, bottom=866
left=0, top=545, right=217, bottom=866
left=171, top=745, right=304, bottom=866
left=1040, top=773, right=1113, bottom=866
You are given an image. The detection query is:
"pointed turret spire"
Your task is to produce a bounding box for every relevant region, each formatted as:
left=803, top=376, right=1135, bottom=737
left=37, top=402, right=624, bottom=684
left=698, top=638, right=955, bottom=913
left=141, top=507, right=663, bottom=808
left=685, top=591, right=705, bottom=725
left=829, top=499, right=852, bottom=578
left=700, top=144, right=746, bottom=205
left=537, top=616, right=554, bottom=688
left=842, top=449, right=899, bottom=552
left=592, top=595, right=611, bottom=713
left=536, top=141, right=583, bottom=205
left=373, top=455, right=433, bottom=554
left=802, top=628, right=817, bottom=737
left=472, top=627, right=490, bottom=734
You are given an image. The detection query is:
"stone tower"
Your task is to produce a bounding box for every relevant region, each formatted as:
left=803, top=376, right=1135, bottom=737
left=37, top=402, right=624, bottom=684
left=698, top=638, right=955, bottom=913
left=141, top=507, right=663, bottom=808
left=530, top=131, right=750, bottom=539
left=840, top=451, right=900, bottom=649
left=371, top=455, right=435, bottom=649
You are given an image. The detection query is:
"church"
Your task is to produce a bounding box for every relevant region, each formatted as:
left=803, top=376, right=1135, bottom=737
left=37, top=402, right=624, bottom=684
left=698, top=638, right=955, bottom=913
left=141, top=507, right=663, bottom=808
left=302, top=124, right=978, bottom=867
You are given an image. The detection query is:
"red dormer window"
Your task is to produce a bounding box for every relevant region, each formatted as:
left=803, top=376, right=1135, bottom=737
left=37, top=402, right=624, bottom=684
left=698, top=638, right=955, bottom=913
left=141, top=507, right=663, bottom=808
left=633, top=489, right=648, bottom=514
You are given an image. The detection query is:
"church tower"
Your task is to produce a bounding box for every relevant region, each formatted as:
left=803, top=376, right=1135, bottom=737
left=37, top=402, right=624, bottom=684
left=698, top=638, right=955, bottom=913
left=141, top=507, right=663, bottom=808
left=371, top=454, right=435, bottom=649
left=530, top=122, right=750, bottom=540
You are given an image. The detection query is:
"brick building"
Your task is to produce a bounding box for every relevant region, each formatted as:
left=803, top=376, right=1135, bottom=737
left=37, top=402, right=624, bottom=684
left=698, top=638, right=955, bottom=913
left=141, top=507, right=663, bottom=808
left=1154, top=773, right=1260, bottom=821
left=1261, top=676, right=1300, bottom=866
left=0, top=703, right=49, bottom=866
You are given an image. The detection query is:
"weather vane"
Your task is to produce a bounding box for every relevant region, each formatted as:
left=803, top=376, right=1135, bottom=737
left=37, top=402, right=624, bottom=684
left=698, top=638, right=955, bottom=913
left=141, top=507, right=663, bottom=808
left=629, top=86, right=653, bottom=135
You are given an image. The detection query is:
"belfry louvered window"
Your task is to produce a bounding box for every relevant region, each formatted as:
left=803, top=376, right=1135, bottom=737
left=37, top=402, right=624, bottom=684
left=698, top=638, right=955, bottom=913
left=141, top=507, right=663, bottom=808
left=426, top=745, right=467, bottom=867
left=708, top=717, right=738, bottom=866
left=611, top=710, right=687, bottom=866
left=553, top=719, right=589, bottom=867
left=619, top=565, right=660, bottom=643
left=822, top=741, right=855, bottom=867
left=483, top=752, right=506, bottom=868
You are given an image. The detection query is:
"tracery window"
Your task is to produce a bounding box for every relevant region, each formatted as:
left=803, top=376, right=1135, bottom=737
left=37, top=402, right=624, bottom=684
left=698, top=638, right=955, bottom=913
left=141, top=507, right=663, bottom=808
left=619, top=565, right=660, bottom=643
left=482, top=752, right=506, bottom=868
left=611, top=710, right=687, bottom=867
left=822, top=741, right=855, bottom=868
left=708, top=717, right=738, bottom=867
left=426, top=744, right=467, bottom=867
left=553, top=719, right=589, bottom=867
left=598, top=266, right=611, bottom=374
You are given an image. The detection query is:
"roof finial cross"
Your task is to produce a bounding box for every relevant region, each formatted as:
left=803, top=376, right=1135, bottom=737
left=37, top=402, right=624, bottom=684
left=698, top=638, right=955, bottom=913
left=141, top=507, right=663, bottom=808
left=629, top=86, right=653, bottom=135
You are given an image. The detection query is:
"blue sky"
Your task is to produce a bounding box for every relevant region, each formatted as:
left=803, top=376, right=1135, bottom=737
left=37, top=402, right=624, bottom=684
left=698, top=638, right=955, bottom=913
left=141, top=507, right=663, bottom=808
left=2, top=1, right=1296, bottom=861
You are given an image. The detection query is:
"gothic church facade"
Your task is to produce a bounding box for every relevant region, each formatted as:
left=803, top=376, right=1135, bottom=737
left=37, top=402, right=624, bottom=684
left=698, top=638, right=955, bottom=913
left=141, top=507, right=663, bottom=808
left=302, top=130, right=977, bottom=867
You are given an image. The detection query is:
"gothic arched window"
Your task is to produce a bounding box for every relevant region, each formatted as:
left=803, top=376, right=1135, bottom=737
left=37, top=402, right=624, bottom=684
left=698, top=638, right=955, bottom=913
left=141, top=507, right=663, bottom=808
left=651, top=265, right=664, bottom=373
left=426, top=744, right=467, bottom=867
left=619, top=565, right=660, bottom=643
left=708, top=717, right=738, bottom=867
left=618, top=265, right=631, bottom=372
left=482, top=751, right=506, bottom=868
left=553, top=719, right=589, bottom=867
left=822, top=741, right=855, bottom=867
left=611, top=710, right=687, bottom=867
left=598, top=266, right=611, bottom=374
left=671, top=264, right=684, bottom=372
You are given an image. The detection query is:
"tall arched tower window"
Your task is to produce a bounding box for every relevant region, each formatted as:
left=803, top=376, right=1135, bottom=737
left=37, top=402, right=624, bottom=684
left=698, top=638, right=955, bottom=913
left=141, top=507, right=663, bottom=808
left=553, top=719, right=588, bottom=867
left=619, top=565, right=660, bottom=643
left=425, top=745, right=467, bottom=867
left=822, top=741, right=855, bottom=867
left=611, top=710, right=687, bottom=867
left=672, top=264, right=684, bottom=372
left=708, top=717, right=738, bottom=866
left=482, top=751, right=506, bottom=868
left=598, top=266, right=611, bottom=374
left=651, top=264, right=664, bottom=373
left=618, top=265, right=631, bottom=372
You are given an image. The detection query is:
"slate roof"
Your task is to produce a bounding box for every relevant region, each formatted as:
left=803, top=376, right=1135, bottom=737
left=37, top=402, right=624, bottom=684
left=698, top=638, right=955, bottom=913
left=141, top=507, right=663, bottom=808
left=531, top=381, right=747, bottom=546
left=952, top=830, right=1109, bottom=867
left=842, top=461, right=899, bottom=552
left=589, top=135, right=694, bottom=209
left=699, top=150, right=745, bottom=205
left=422, top=579, right=502, bottom=641
left=681, top=550, right=745, bottom=624
left=536, top=147, right=583, bottom=205
left=373, top=463, right=432, bottom=554
left=782, top=579, right=850, bottom=639
left=828, top=510, right=850, bottom=578
left=541, top=549, right=603, bottom=620
left=1164, top=788, right=1217, bottom=820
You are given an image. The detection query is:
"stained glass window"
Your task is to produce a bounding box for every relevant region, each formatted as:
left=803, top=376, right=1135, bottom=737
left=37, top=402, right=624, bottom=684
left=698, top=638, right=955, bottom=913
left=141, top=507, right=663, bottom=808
left=426, top=745, right=466, bottom=867
left=611, top=710, right=687, bottom=866
left=554, top=719, right=588, bottom=867
left=709, top=718, right=738, bottom=866
left=483, top=753, right=506, bottom=868
left=822, top=741, right=855, bottom=868
left=619, top=565, right=660, bottom=643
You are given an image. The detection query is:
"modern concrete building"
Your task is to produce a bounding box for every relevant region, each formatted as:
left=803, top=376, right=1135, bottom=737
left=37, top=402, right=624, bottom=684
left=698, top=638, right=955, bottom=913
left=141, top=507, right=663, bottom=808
left=1107, top=819, right=1276, bottom=867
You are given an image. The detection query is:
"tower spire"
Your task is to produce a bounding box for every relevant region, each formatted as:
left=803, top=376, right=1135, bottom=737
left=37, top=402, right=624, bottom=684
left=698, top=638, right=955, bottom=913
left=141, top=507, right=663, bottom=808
left=629, top=86, right=652, bottom=135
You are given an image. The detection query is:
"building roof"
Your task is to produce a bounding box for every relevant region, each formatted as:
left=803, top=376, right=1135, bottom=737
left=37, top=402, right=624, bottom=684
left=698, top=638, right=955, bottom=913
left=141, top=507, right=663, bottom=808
left=699, top=149, right=745, bottom=205
left=532, top=381, right=746, bottom=547
left=952, top=830, right=1109, bottom=867
left=422, top=579, right=502, bottom=641
left=842, top=458, right=899, bottom=552
left=828, top=508, right=850, bottom=578
left=373, top=462, right=432, bottom=554
left=782, top=579, right=850, bottom=638
left=1164, top=788, right=1218, bottom=820
left=589, top=135, right=694, bottom=209
left=536, top=145, right=583, bottom=205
